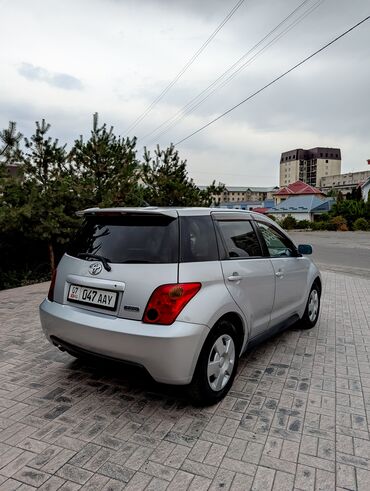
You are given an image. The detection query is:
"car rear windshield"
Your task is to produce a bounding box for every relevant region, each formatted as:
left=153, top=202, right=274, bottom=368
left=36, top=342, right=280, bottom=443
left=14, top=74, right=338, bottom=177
left=67, top=214, right=179, bottom=264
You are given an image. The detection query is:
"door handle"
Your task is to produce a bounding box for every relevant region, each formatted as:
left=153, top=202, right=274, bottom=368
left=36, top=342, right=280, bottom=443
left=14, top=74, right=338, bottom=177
left=228, top=273, right=242, bottom=282
left=275, top=270, right=284, bottom=278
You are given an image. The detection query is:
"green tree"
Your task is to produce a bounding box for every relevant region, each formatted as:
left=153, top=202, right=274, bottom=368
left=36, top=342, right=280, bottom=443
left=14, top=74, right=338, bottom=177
left=0, top=120, right=81, bottom=272
left=337, top=190, right=344, bottom=202
left=141, top=144, right=224, bottom=206
left=331, top=199, right=370, bottom=228
left=326, top=187, right=338, bottom=198
left=69, top=113, right=143, bottom=207
left=0, top=121, right=23, bottom=165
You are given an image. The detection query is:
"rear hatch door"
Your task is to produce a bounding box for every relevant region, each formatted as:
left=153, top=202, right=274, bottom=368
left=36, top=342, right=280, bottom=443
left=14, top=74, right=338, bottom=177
left=55, top=210, right=179, bottom=321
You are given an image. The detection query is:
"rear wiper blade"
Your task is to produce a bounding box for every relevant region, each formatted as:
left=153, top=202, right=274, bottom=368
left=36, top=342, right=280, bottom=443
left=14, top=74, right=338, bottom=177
left=77, top=253, right=112, bottom=272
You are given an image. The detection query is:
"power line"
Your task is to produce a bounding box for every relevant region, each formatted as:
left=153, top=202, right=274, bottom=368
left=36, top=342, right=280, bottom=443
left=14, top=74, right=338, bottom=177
left=144, top=0, right=323, bottom=145
left=175, top=15, right=370, bottom=146
left=124, top=0, right=247, bottom=135
left=141, top=0, right=317, bottom=144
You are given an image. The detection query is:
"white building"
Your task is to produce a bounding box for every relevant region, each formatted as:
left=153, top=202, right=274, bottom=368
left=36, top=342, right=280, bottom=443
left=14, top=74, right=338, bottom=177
left=320, top=170, right=370, bottom=195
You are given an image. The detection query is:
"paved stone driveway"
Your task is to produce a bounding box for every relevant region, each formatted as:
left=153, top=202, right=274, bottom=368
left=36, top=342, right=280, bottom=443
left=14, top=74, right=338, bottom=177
left=0, top=272, right=369, bottom=491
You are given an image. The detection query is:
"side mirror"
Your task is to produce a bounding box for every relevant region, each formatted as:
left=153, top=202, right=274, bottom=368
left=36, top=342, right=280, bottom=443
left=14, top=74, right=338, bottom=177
left=298, top=244, right=313, bottom=255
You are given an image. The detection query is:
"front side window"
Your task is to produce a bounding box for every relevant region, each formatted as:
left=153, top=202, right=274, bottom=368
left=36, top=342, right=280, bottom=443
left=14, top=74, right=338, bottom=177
left=68, top=214, right=178, bottom=263
left=257, top=222, right=296, bottom=258
left=218, top=220, right=262, bottom=258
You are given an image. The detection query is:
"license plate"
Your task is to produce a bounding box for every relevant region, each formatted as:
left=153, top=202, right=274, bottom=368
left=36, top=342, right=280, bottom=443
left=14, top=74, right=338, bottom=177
left=68, top=284, right=117, bottom=310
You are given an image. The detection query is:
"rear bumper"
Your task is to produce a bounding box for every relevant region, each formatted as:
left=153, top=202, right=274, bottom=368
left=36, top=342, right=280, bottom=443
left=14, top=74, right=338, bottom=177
left=39, top=299, right=209, bottom=385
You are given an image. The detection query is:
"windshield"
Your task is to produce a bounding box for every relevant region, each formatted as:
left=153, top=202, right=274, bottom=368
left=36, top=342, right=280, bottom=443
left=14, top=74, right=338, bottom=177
left=67, top=214, right=179, bottom=264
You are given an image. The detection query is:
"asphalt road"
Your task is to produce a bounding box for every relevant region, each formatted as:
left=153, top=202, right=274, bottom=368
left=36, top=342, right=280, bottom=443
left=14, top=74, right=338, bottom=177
left=290, top=230, right=370, bottom=278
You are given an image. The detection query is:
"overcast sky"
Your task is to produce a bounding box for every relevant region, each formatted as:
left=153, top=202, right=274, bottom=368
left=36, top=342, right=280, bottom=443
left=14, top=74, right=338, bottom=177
left=1, top=0, right=369, bottom=186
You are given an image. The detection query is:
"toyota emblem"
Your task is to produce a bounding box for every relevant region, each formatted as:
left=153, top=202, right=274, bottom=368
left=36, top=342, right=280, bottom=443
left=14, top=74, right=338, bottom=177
left=88, top=262, right=103, bottom=275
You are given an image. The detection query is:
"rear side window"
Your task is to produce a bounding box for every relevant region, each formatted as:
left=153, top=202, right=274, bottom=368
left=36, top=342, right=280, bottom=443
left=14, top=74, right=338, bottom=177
left=218, top=220, right=262, bottom=258
left=68, top=214, right=179, bottom=264
left=180, top=216, right=218, bottom=262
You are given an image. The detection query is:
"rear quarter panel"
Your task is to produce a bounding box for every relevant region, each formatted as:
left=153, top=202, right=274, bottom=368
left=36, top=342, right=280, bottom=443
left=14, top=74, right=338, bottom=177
left=177, top=261, right=250, bottom=348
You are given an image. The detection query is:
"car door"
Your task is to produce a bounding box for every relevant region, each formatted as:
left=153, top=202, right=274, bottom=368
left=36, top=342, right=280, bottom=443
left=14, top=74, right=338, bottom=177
left=255, top=220, right=309, bottom=327
left=213, top=213, right=275, bottom=339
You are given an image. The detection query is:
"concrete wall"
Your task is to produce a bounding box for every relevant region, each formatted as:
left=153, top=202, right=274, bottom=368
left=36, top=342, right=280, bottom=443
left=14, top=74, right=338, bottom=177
left=320, top=170, right=370, bottom=188
left=280, top=158, right=341, bottom=187
left=270, top=211, right=312, bottom=221
left=316, top=159, right=341, bottom=184
left=279, top=160, right=299, bottom=186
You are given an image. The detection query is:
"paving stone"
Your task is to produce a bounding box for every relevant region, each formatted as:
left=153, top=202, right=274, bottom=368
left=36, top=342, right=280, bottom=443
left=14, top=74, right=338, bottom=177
left=356, top=468, right=370, bottom=491
left=98, top=462, right=136, bottom=483
left=181, top=459, right=217, bottom=480
left=167, top=470, right=194, bottom=490
left=79, top=474, right=109, bottom=490
left=1, top=273, right=370, bottom=490
left=272, top=471, right=294, bottom=491
left=315, top=469, right=335, bottom=491
left=230, top=472, right=254, bottom=491
left=56, top=465, right=93, bottom=485
left=12, top=467, right=51, bottom=487
left=209, top=468, right=235, bottom=491
left=294, top=464, right=316, bottom=491
left=122, top=472, right=152, bottom=491
left=38, top=475, right=66, bottom=490
left=0, top=479, right=23, bottom=491
left=146, top=477, right=169, bottom=490
left=251, top=466, right=275, bottom=491
left=164, top=445, right=190, bottom=469
left=188, top=474, right=212, bottom=491
left=100, top=478, right=124, bottom=491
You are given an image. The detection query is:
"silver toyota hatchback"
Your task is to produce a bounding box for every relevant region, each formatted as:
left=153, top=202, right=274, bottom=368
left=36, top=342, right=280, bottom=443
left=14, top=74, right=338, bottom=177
left=40, top=207, right=321, bottom=405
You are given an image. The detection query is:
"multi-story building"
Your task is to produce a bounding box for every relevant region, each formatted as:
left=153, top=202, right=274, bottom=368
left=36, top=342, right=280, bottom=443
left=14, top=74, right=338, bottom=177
left=320, top=170, right=370, bottom=195
left=219, top=186, right=278, bottom=204
left=199, top=185, right=278, bottom=206
left=280, top=147, right=341, bottom=187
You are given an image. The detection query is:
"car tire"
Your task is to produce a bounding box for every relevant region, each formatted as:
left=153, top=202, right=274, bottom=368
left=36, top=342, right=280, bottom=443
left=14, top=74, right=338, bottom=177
left=188, top=319, right=240, bottom=406
left=300, top=283, right=321, bottom=329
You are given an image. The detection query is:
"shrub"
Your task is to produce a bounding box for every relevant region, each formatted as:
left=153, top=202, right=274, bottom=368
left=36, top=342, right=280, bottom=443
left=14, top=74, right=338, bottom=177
left=339, top=224, right=349, bottom=231
left=280, top=215, right=297, bottom=230
left=330, top=215, right=347, bottom=231
left=311, top=221, right=327, bottom=231
left=320, top=213, right=330, bottom=222
left=296, top=219, right=311, bottom=229
left=353, top=217, right=369, bottom=231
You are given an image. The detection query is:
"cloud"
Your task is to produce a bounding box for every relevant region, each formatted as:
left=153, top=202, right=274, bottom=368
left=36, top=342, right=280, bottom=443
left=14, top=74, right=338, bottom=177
left=18, top=63, right=83, bottom=90
left=0, top=0, right=369, bottom=187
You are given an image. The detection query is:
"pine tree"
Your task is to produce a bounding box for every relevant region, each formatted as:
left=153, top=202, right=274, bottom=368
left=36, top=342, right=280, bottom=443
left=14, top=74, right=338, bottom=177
left=141, top=144, right=224, bottom=206
left=69, top=113, right=143, bottom=207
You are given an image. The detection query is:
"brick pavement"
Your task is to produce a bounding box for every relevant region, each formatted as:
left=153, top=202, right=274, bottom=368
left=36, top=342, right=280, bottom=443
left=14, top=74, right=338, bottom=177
left=0, top=272, right=369, bottom=490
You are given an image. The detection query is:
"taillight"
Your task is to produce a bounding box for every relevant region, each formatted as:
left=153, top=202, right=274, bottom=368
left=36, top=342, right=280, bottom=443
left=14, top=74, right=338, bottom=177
left=48, top=270, right=57, bottom=301
left=143, top=283, right=201, bottom=325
